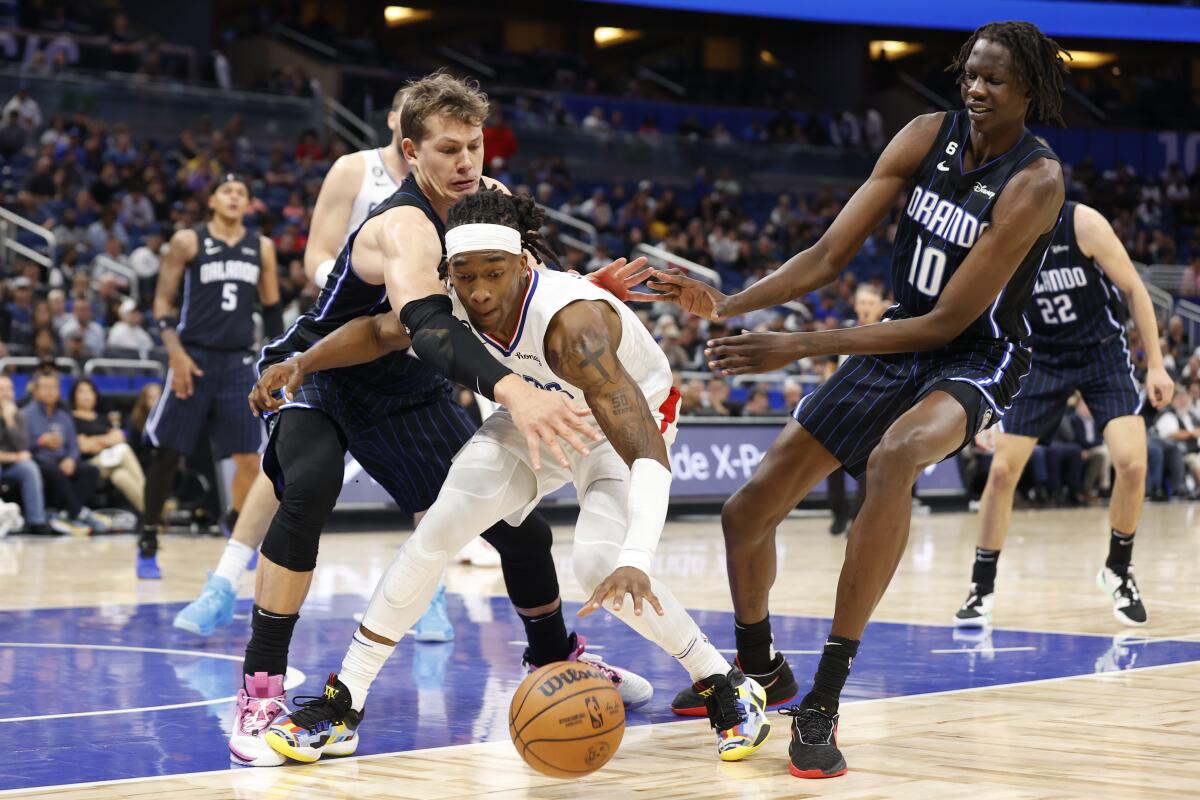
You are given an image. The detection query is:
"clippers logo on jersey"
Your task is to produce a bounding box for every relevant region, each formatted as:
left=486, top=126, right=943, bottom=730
left=1027, top=201, right=1125, bottom=348
left=891, top=111, right=1059, bottom=343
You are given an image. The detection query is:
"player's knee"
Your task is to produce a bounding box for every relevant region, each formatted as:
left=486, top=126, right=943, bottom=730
left=1113, top=453, right=1145, bottom=485
left=866, top=433, right=921, bottom=485
left=987, top=456, right=1021, bottom=491
left=721, top=484, right=771, bottom=543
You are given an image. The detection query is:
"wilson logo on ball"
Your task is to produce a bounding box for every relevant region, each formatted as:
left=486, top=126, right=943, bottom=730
left=537, top=666, right=605, bottom=697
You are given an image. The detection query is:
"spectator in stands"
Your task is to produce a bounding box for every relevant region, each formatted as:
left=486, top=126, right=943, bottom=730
left=484, top=103, right=518, bottom=163
left=581, top=107, right=609, bottom=132
left=25, top=370, right=99, bottom=533
left=129, top=231, right=164, bottom=296
left=4, top=88, right=42, bottom=130
left=107, top=298, right=154, bottom=354
left=58, top=300, right=105, bottom=358
left=6, top=277, right=34, bottom=347
left=0, top=374, right=51, bottom=535
left=0, top=109, right=26, bottom=158
left=578, top=188, right=612, bottom=231
left=46, top=290, right=69, bottom=335
left=61, top=331, right=90, bottom=371
left=92, top=237, right=132, bottom=287
left=696, top=376, right=737, bottom=417
left=742, top=386, right=774, bottom=417
left=679, top=378, right=704, bottom=416
left=1164, top=315, right=1191, bottom=369
left=86, top=206, right=128, bottom=253
left=52, top=209, right=88, bottom=253
left=70, top=378, right=145, bottom=513
left=1154, top=386, right=1200, bottom=494
left=32, top=328, right=58, bottom=362
left=126, top=382, right=161, bottom=469
left=118, top=184, right=155, bottom=229
left=294, top=129, right=324, bottom=161
left=782, top=377, right=802, bottom=411
left=89, top=162, right=123, bottom=208
left=23, top=155, right=55, bottom=199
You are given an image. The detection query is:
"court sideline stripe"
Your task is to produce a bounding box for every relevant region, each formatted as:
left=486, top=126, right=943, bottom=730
left=3, top=658, right=1195, bottom=797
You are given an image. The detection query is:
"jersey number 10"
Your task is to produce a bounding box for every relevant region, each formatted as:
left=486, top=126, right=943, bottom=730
left=908, top=235, right=947, bottom=298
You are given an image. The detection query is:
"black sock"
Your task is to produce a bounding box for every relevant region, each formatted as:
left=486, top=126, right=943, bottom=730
left=224, top=508, right=240, bottom=533
left=138, top=525, right=157, bottom=558
left=971, top=547, right=1001, bottom=593
left=734, top=615, right=776, bottom=675
left=142, top=448, right=181, bottom=529
left=1106, top=528, right=1135, bottom=574
left=243, top=604, right=300, bottom=676
left=520, top=603, right=570, bottom=666
left=801, top=635, right=860, bottom=714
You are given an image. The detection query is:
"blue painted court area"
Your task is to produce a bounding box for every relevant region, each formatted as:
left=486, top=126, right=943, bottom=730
left=1, top=595, right=1198, bottom=791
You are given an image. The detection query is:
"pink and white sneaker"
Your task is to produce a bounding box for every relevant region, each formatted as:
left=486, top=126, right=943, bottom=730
left=229, top=672, right=289, bottom=766
left=522, top=632, right=654, bottom=710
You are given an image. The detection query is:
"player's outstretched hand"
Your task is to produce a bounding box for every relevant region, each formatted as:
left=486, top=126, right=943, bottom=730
left=1146, top=365, right=1175, bottom=409
left=499, top=376, right=601, bottom=470
left=586, top=256, right=660, bottom=302
left=706, top=331, right=803, bottom=375
left=248, top=358, right=305, bottom=417
left=168, top=348, right=204, bottom=399
left=644, top=269, right=729, bottom=321
left=578, top=566, right=664, bottom=618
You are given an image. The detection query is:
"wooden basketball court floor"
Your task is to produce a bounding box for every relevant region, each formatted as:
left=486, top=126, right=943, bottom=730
left=1, top=502, right=1197, bottom=799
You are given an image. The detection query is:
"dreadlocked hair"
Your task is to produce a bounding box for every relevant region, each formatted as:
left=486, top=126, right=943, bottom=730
left=947, top=20, right=1071, bottom=126
left=445, top=188, right=562, bottom=269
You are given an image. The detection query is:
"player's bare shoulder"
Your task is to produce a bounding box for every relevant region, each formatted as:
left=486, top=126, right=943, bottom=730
left=995, top=156, right=1065, bottom=232
left=168, top=227, right=200, bottom=259
left=325, top=150, right=366, bottom=187
left=350, top=204, right=441, bottom=282
left=481, top=176, right=510, bottom=195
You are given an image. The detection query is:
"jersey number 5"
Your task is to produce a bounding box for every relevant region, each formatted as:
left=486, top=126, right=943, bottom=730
left=908, top=235, right=947, bottom=298
left=221, top=283, right=238, bottom=311
left=1035, top=294, right=1077, bottom=325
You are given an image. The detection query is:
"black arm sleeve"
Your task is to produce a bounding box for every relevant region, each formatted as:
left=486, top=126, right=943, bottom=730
left=262, top=303, right=284, bottom=339
left=399, top=294, right=513, bottom=401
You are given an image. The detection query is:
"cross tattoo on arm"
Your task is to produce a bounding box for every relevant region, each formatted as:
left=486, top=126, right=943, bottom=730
left=576, top=341, right=613, bottom=383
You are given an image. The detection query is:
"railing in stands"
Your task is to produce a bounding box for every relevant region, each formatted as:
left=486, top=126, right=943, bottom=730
left=91, top=255, right=139, bottom=305
left=1175, top=299, right=1200, bottom=349
left=323, top=95, right=377, bottom=151
left=0, top=356, right=80, bottom=375
left=0, top=206, right=56, bottom=270
left=1143, top=263, right=1188, bottom=294
left=538, top=205, right=598, bottom=256
left=84, top=359, right=164, bottom=378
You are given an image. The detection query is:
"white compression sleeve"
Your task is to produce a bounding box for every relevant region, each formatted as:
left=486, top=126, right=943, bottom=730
left=615, top=458, right=672, bottom=574
left=314, top=258, right=335, bottom=288
left=574, top=478, right=728, bottom=681
left=359, top=440, right=538, bottom=643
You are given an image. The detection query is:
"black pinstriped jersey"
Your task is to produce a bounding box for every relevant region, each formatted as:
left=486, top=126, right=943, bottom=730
left=177, top=224, right=261, bottom=350
left=1027, top=201, right=1126, bottom=352
left=891, top=110, right=1061, bottom=344
left=258, top=172, right=449, bottom=395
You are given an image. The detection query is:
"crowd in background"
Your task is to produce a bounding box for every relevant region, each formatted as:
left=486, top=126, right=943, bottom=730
left=4, top=78, right=1200, bottom=533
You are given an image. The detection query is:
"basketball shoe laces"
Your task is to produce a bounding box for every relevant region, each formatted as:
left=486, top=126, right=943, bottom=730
left=703, top=681, right=746, bottom=731
left=1114, top=571, right=1140, bottom=608
left=778, top=705, right=833, bottom=743
left=287, top=680, right=349, bottom=731
left=238, top=693, right=286, bottom=735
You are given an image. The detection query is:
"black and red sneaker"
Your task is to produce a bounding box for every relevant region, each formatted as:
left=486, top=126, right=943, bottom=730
left=670, top=654, right=797, bottom=716
left=780, top=705, right=847, bottom=779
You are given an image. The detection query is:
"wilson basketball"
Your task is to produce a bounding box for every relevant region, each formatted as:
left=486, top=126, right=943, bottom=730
left=508, top=662, right=625, bottom=778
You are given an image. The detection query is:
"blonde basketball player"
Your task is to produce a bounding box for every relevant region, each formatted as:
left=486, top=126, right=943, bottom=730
left=251, top=189, right=772, bottom=765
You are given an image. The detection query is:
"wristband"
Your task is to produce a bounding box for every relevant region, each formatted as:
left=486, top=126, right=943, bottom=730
left=615, top=458, right=672, bottom=574
left=156, top=315, right=178, bottom=331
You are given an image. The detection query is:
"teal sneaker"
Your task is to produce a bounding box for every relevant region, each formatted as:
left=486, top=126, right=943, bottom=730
left=173, top=573, right=235, bottom=635
left=413, top=583, right=454, bottom=642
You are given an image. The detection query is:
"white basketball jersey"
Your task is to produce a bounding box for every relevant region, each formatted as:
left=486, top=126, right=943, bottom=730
left=346, top=148, right=402, bottom=236
left=450, top=269, right=675, bottom=426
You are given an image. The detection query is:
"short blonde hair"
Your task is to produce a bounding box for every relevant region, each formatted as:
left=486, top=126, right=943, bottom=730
left=400, top=71, right=488, bottom=145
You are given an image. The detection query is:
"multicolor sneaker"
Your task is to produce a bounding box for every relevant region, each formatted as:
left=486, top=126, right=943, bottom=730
left=1097, top=566, right=1148, bottom=626
left=671, top=654, right=797, bottom=716
left=229, top=672, right=289, bottom=767
left=523, top=632, right=654, bottom=710
left=173, top=573, right=235, bottom=635
left=412, top=583, right=454, bottom=643
left=265, top=673, right=362, bottom=763
left=780, top=705, right=847, bottom=779
left=697, top=668, right=771, bottom=761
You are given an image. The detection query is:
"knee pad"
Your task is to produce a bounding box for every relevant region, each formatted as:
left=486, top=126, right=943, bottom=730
left=259, top=465, right=343, bottom=572
left=360, top=536, right=449, bottom=641
left=483, top=511, right=559, bottom=609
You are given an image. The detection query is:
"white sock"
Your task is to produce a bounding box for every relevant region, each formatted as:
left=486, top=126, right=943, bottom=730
left=676, top=634, right=732, bottom=683
left=339, top=630, right=395, bottom=712
left=213, top=539, right=255, bottom=585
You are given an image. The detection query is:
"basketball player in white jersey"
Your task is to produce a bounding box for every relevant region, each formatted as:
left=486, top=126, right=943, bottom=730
left=172, top=87, right=458, bottom=634
left=250, top=189, right=772, bottom=765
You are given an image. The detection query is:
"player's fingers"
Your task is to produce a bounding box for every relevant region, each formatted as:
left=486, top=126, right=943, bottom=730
left=524, top=431, right=543, bottom=471
left=542, top=433, right=570, bottom=469
left=648, top=590, right=665, bottom=616
left=631, top=589, right=643, bottom=616
left=623, top=290, right=666, bottom=303
left=577, top=586, right=606, bottom=617
left=554, top=423, right=592, bottom=458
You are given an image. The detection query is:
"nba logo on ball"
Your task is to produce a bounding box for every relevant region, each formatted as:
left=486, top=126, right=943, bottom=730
left=509, top=662, right=625, bottom=778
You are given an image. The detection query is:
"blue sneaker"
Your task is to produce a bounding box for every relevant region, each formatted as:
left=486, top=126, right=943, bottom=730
left=173, top=573, right=236, bottom=635
left=137, top=553, right=161, bottom=579
left=412, top=584, right=454, bottom=642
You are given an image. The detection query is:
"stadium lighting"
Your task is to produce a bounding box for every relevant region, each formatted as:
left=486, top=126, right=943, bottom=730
left=1067, top=50, right=1117, bottom=69
left=760, top=49, right=778, bottom=66
left=384, top=6, right=432, bottom=26
left=868, top=40, right=923, bottom=60
left=594, top=27, right=642, bottom=47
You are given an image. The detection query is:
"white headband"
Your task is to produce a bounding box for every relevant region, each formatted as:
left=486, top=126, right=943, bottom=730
left=445, top=223, right=522, bottom=259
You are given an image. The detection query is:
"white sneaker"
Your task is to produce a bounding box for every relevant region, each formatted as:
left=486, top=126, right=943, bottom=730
left=1097, top=566, right=1148, bottom=626
left=455, top=537, right=502, bottom=567
left=522, top=632, right=655, bottom=710
left=953, top=583, right=994, bottom=627
left=229, top=672, right=288, bottom=766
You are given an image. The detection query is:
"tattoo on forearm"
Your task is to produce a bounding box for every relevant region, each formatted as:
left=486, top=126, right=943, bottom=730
left=611, top=390, right=633, bottom=415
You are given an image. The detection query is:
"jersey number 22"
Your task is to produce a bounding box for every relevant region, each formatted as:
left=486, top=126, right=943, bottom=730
left=1035, top=294, right=1076, bottom=325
